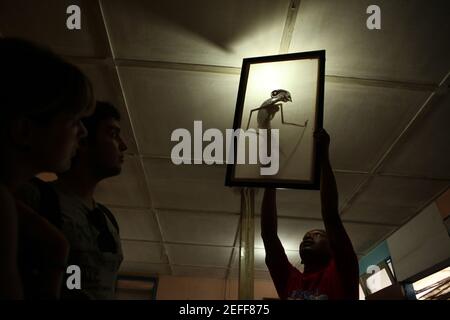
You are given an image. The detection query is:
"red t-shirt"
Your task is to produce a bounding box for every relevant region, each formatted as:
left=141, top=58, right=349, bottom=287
left=267, top=254, right=358, bottom=300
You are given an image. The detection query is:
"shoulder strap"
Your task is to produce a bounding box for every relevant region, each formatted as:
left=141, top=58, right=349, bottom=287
left=29, top=177, right=62, bottom=229
left=96, top=203, right=119, bottom=233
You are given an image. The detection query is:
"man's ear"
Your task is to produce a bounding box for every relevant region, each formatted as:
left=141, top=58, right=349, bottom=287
left=9, top=118, right=34, bottom=149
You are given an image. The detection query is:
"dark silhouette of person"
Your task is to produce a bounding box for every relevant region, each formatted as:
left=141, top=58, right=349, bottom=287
left=17, top=101, right=128, bottom=299
left=0, top=37, right=94, bottom=299
left=261, top=129, right=359, bottom=300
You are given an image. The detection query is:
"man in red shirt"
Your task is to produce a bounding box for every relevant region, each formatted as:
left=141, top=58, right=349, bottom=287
left=261, top=129, right=359, bottom=300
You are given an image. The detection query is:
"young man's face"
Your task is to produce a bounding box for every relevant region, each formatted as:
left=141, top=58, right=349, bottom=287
left=89, top=117, right=127, bottom=178
left=299, top=229, right=331, bottom=263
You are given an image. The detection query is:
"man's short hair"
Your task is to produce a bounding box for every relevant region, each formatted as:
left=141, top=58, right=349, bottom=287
left=82, top=101, right=121, bottom=141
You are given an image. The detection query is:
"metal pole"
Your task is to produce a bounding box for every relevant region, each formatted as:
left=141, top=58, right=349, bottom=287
left=238, top=188, right=255, bottom=299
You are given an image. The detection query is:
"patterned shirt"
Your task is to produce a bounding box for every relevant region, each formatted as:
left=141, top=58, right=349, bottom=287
left=18, top=181, right=123, bottom=299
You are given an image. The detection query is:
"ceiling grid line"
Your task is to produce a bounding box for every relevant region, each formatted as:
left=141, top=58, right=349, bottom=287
left=107, top=204, right=241, bottom=216
left=325, top=74, right=437, bottom=92
left=279, top=0, right=302, bottom=54
left=97, top=0, right=142, bottom=154
left=255, top=212, right=400, bottom=228
left=376, top=172, right=450, bottom=182
left=116, top=58, right=241, bottom=75
left=122, top=238, right=237, bottom=249
left=371, top=71, right=450, bottom=175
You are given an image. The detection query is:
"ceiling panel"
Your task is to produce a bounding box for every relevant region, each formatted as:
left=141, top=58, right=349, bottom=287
left=166, top=244, right=233, bottom=268
left=110, top=207, right=161, bottom=242
left=148, top=180, right=241, bottom=213
left=378, top=94, right=450, bottom=179
left=121, top=240, right=168, bottom=264
left=342, top=203, right=417, bottom=226
left=335, top=172, right=369, bottom=208
left=145, top=158, right=226, bottom=182
left=75, top=63, right=138, bottom=154
left=119, top=261, right=171, bottom=277
left=254, top=172, right=367, bottom=218
left=254, top=217, right=325, bottom=250
left=119, top=67, right=239, bottom=156
left=323, top=81, right=430, bottom=171
left=102, top=0, right=290, bottom=66
left=343, top=222, right=396, bottom=254
left=254, top=188, right=320, bottom=219
left=351, top=176, right=448, bottom=209
left=171, top=266, right=228, bottom=279
left=290, top=0, right=450, bottom=83
left=0, top=0, right=109, bottom=57
left=157, top=209, right=239, bottom=246
left=95, top=155, right=150, bottom=207
left=144, top=159, right=241, bottom=213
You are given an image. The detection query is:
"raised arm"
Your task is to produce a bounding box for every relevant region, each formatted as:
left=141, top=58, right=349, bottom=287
left=261, top=188, right=291, bottom=296
left=315, top=129, right=359, bottom=297
left=261, top=188, right=284, bottom=254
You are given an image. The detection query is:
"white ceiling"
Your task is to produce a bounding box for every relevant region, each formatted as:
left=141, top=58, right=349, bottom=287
left=1, top=0, right=449, bottom=280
